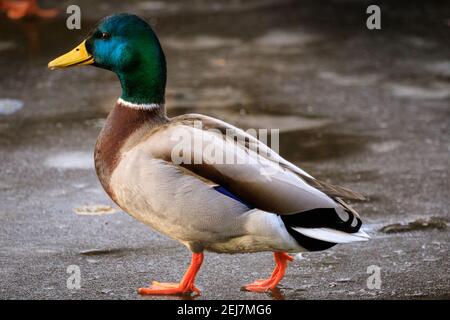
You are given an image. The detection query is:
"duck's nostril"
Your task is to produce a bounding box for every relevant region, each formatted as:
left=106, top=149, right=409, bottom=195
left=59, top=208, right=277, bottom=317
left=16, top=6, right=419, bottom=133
left=76, top=48, right=80, bottom=51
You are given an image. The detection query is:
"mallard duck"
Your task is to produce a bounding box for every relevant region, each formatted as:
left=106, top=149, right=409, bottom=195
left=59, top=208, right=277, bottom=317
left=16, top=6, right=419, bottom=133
left=48, top=13, right=369, bottom=296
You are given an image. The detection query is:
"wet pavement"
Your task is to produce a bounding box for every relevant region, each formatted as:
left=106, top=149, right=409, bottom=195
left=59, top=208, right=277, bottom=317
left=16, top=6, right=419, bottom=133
left=0, top=0, right=449, bottom=299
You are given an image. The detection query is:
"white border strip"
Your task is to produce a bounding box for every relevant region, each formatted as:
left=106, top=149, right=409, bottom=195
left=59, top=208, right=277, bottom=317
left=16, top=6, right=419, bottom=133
left=117, top=98, right=163, bottom=110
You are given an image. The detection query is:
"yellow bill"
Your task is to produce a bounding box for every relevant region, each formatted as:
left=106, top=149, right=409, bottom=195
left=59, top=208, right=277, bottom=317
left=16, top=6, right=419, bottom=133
left=48, top=40, right=94, bottom=69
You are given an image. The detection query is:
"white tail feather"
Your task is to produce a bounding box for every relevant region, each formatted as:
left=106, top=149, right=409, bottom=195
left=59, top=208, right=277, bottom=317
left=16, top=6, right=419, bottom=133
left=292, top=227, right=370, bottom=243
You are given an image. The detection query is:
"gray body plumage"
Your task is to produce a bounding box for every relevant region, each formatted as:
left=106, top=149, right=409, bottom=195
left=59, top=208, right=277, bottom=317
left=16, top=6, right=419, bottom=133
left=98, top=104, right=369, bottom=254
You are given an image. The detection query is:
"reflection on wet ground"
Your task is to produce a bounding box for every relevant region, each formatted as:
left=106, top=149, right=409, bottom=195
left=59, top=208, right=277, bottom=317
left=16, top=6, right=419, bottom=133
left=0, top=0, right=449, bottom=299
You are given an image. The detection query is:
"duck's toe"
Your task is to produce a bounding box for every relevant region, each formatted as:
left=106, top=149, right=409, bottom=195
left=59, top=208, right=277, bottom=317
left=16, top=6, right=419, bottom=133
left=241, top=283, right=276, bottom=293
left=138, top=281, right=201, bottom=296
left=33, top=8, right=59, bottom=18
left=241, top=251, right=293, bottom=293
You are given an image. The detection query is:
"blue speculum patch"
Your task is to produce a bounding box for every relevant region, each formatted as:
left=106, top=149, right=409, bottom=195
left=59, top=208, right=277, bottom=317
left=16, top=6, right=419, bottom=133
left=213, top=185, right=254, bottom=209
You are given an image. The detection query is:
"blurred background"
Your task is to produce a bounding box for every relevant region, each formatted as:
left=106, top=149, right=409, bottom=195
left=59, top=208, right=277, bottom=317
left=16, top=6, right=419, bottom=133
left=0, top=0, right=449, bottom=299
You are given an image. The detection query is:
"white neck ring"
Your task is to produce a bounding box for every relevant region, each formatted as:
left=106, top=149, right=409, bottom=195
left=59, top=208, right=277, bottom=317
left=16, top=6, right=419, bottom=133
left=117, top=98, right=163, bottom=110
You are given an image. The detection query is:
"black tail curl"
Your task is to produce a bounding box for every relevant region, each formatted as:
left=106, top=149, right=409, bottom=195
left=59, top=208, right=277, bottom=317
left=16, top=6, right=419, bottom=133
left=281, top=208, right=362, bottom=233
left=280, top=207, right=362, bottom=252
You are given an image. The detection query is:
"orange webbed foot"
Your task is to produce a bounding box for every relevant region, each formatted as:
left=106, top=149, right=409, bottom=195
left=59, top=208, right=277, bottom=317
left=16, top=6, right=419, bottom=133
left=242, top=252, right=293, bottom=293
left=138, top=252, right=204, bottom=296
left=138, top=281, right=201, bottom=296
left=32, top=7, right=59, bottom=18
left=2, top=0, right=58, bottom=20
left=242, top=282, right=276, bottom=292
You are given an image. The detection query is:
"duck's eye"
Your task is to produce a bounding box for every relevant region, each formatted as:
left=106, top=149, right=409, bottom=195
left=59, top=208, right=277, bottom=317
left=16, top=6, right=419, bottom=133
left=99, top=32, right=111, bottom=40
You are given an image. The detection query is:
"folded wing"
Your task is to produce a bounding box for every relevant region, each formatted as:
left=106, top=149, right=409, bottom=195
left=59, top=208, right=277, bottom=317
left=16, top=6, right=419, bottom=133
left=145, top=113, right=364, bottom=215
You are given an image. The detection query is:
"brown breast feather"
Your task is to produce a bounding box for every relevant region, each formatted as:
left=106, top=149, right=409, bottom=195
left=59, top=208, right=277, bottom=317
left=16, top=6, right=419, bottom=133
left=94, top=102, right=168, bottom=201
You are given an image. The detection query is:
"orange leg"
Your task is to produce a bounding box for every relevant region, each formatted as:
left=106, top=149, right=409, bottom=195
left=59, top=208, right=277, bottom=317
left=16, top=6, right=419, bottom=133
left=138, top=252, right=204, bottom=296
left=243, top=252, right=293, bottom=292
left=2, top=0, right=58, bottom=20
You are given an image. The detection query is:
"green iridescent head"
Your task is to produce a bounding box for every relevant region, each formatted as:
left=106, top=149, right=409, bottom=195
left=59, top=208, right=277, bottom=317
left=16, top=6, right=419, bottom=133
left=49, top=14, right=167, bottom=104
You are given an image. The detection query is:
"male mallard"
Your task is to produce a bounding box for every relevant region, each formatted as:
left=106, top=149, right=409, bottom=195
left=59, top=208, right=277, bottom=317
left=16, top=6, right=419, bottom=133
left=48, top=14, right=369, bottom=296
